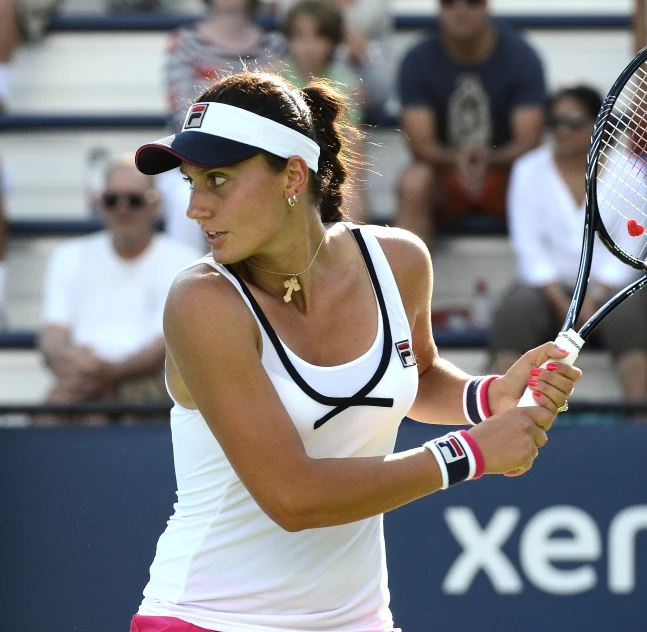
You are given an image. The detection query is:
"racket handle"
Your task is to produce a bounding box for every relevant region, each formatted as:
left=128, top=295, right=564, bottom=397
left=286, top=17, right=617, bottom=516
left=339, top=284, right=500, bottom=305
left=516, top=329, right=584, bottom=407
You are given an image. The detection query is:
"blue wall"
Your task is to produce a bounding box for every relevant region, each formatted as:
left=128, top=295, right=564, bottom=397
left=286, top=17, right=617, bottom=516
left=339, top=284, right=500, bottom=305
left=1, top=422, right=645, bottom=632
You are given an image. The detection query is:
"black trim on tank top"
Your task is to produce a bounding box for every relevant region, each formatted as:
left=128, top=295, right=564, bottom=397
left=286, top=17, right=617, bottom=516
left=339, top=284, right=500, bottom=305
left=224, top=228, right=394, bottom=428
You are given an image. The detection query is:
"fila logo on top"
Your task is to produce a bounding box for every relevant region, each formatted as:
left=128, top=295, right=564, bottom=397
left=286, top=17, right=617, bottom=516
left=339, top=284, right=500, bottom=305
left=395, top=340, right=417, bottom=368
left=184, top=103, right=209, bottom=129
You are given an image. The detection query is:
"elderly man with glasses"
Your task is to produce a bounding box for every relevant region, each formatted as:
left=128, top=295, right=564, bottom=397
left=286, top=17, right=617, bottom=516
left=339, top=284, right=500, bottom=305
left=396, top=0, right=547, bottom=244
left=37, top=155, right=202, bottom=424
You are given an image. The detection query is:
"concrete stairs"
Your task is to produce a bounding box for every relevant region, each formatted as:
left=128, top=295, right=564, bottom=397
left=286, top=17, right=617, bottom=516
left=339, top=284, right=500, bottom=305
left=0, top=2, right=634, bottom=407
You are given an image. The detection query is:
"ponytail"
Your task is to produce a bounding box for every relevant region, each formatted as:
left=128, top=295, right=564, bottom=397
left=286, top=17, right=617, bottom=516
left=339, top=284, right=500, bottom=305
left=302, top=81, right=359, bottom=224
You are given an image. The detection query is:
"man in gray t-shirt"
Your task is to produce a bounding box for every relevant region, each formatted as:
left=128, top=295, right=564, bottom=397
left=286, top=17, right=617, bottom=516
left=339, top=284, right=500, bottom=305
left=396, top=0, right=546, bottom=244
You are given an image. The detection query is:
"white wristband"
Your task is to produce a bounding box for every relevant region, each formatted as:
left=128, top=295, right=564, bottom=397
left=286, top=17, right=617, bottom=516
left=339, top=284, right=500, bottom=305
left=462, top=375, right=499, bottom=424
left=424, top=430, right=485, bottom=490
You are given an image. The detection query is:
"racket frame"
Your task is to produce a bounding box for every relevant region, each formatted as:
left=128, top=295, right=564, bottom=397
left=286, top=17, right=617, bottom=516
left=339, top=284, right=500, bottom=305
left=516, top=46, right=647, bottom=407
left=562, top=45, right=647, bottom=341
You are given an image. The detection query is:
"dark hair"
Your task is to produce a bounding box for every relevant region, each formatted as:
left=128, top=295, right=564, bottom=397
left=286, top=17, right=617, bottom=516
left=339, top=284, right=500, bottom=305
left=196, top=71, right=359, bottom=223
left=201, top=0, right=261, bottom=15
left=548, top=84, right=603, bottom=120
left=282, top=0, right=345, bottom=49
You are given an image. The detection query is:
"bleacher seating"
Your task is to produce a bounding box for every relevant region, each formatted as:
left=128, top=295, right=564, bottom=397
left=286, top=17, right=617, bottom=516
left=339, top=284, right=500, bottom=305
left=0, top=3, right=635, bottom=404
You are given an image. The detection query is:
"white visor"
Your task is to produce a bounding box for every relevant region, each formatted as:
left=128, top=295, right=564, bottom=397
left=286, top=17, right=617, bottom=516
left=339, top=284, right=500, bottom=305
left=136, top=102, right=321, bottom=175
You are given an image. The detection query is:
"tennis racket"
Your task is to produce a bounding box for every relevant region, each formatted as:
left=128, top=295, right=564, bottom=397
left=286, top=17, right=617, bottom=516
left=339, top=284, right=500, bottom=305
left=518, top=45, right=647, bottom=407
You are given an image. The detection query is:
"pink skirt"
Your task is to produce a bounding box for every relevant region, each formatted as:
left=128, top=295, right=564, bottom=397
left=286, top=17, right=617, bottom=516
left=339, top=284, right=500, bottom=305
left=131, top=615, right=402, bottom=632
left=130, top=616, right=219, bottom=632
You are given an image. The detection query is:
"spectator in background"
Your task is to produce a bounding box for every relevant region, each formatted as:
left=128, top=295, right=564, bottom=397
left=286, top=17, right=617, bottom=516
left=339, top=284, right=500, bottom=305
left=37, top=155, right=201, bottom=425
left=490, top=85, right=647, bottom=400
left=0, top=159, right=7, bottom=329
left=273, top=0, right=394, bottom=119
left=0, top=0, right=62, bottom=111
left=280, top=0, right=367, bottom=221
left=158, top=0, right=286, bottom=252
left=396, top=0, right=546, bottom=246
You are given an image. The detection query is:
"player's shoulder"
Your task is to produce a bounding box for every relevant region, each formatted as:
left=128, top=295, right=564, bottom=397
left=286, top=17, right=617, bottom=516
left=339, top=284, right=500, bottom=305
left=165, top=262, right=254, bottom=330
left=164, top=264, right=261, bottom=365
left=359, top=224, right=432, bottom=285
left=168, top=261, right=234, bottom=307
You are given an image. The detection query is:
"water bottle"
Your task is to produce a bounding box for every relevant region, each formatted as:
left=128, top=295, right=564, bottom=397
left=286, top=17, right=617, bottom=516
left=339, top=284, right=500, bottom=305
left=470, top=278, right=491, bottom=330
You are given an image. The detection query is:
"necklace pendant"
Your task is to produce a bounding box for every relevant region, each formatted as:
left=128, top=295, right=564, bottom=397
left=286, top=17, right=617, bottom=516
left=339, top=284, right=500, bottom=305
left=283, top=276, right=301, bottom=303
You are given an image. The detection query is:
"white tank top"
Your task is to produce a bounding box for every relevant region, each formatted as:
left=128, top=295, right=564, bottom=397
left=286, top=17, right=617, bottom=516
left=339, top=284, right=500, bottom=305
left=138, top=226, right=419, bottom=632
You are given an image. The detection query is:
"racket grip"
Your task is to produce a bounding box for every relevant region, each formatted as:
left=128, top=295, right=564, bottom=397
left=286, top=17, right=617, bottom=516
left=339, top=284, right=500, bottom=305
left=516, top=329, right=584, bottom=407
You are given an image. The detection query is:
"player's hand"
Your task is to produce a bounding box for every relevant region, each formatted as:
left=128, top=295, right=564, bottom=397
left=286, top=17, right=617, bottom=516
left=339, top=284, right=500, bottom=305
left=469, top=406, right=552, bottom=475
left=488, top=342, right=583, bottom=415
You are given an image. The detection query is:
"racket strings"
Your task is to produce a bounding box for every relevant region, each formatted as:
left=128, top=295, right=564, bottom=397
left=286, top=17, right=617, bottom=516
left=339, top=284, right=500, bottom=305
left=597, top=61, right=647, bottom=263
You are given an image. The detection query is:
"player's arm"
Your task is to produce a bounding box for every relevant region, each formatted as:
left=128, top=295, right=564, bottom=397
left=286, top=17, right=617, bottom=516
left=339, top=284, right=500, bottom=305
left=373, top=226, right=580, bottom=422
left=373, top=227, right=472, bottom=424
left=400, top=107, right=457, bottom=168
left=164, top=267, right=549, bottom=531
left=487, top=105, right=545, bottom=168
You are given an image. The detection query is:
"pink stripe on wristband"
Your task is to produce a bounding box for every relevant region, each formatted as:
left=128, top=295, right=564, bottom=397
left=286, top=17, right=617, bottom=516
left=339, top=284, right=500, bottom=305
left=478, top=375, right=499, bottom=420
left=463, top=375, right=501, bottom=424
left=424, top=429, right=485, bottom=488
left=457, top=429, right=485, bottom=479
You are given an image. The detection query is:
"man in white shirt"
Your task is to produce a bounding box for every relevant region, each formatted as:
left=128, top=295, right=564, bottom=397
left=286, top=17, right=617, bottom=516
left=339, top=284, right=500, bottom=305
left=38, top=156, right=202, bottom=422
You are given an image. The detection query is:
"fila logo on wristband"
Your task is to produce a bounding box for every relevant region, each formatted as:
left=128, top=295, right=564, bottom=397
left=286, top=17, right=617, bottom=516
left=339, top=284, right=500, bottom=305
left=463, top=375, right=500, bottom=424
left=437, top=435, right=466, bottom=464
left=425, top=430, right=484, bottom=489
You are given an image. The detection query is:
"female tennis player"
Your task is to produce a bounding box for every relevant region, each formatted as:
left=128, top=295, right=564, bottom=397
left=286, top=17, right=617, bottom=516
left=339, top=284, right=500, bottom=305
left=130, top=71, right=581, bottom=632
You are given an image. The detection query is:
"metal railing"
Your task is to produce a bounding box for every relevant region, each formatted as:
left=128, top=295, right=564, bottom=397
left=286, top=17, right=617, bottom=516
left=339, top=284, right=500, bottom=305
left=0, top=400, right=645, bottom=424
left=44, top=12, right=632, bottom=33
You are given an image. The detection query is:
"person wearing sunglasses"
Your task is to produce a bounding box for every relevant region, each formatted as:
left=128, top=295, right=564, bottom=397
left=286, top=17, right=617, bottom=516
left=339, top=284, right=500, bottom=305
left=490, top=85, right=647, bottom=403
left=396, top=0, right=546, bottom=243
left=36, top=155, right=202, bottom=424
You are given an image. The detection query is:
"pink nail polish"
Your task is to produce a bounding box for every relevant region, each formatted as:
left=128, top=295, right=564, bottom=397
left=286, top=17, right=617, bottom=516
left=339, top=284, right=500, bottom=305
left=557, top=348, right=568, bottom=354
left=533, top=390, right=541, bottom=398
left=527, top=379, right=538, bottom=387
left=546, top=363, right=558, bottom=371
left=530, top=369, right=542, bottom=376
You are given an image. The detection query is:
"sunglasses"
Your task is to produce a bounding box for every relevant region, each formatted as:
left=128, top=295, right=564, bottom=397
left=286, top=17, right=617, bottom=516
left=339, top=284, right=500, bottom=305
left=440, top=0, right=485, bottom=7
left=101, top=191, right=152, bottom=210
left=548, top=113, right=589, bottom=130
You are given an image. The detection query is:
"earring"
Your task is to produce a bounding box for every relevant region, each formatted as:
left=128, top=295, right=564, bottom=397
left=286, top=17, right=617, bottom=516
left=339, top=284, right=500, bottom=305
left=288, top=194, right=298, bottom=207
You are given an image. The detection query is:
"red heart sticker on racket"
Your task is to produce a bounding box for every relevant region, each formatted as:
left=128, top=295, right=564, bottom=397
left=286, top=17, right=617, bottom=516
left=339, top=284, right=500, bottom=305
left=627, top=219, right=645, bottom=237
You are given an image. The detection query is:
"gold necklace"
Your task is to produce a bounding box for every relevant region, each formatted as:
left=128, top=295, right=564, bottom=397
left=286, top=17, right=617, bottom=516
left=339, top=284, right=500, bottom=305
left=245, top=230, right=327, bottom=303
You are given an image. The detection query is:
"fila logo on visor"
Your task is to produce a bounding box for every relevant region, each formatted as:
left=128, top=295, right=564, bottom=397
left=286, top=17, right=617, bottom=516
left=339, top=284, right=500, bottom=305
left=184, top=103, right=209, bottom=129
left=396, top=340, right=417, bottom=368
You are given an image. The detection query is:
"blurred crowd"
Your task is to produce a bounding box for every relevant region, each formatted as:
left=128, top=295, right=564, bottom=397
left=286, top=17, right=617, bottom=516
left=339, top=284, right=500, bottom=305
left=1, top=0, right=647, bottom=424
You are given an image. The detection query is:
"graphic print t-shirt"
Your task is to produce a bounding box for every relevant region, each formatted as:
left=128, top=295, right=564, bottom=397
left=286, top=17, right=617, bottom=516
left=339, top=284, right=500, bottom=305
left=398, top=26, right=546, bottom=149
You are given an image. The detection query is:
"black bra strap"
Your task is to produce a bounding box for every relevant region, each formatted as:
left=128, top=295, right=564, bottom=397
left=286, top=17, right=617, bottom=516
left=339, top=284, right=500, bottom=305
left=224, top=227, right=394, bottom=428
